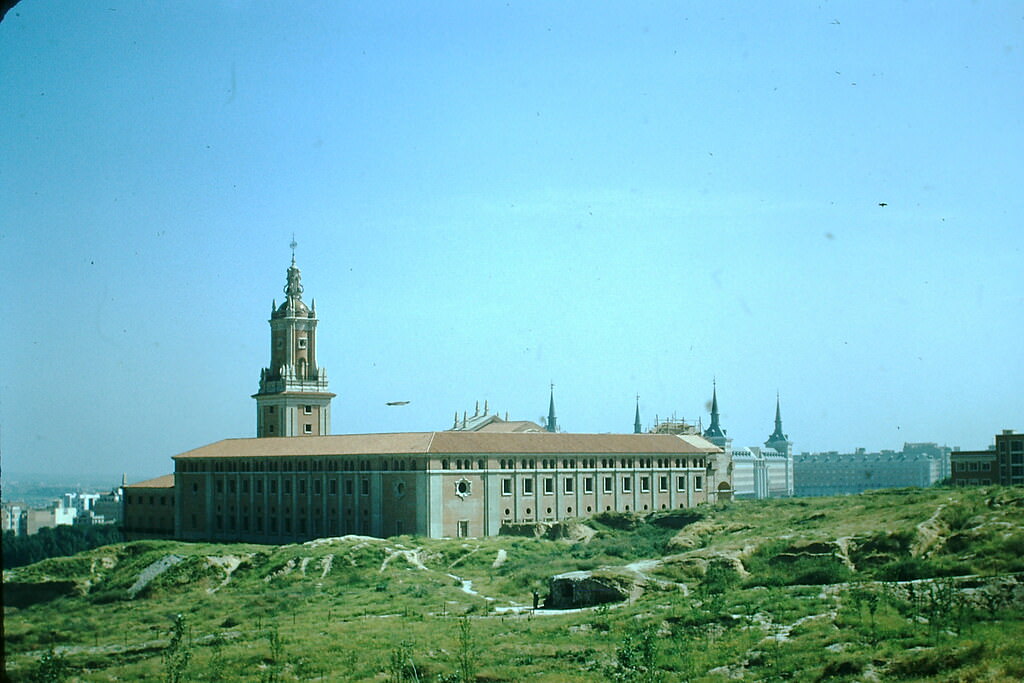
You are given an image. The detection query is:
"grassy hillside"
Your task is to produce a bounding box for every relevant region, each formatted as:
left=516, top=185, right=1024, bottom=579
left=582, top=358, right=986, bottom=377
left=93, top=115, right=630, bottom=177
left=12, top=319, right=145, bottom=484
left=5, top=486, right=1024, bottom=681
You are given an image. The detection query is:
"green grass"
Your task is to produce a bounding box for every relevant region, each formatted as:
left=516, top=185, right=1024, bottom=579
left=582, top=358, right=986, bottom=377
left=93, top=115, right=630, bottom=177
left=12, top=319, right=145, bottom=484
left=4, top=486, right=1024, bottom=681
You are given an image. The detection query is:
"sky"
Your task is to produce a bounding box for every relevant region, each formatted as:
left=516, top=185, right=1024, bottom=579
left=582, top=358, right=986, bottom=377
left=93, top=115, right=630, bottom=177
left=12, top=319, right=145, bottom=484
left=1, top=2, right=1022, bottom=483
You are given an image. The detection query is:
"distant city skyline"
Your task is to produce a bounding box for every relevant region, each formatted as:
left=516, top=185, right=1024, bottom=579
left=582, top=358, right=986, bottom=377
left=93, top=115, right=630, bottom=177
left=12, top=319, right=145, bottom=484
left=2, top=3, right=1021, bottom=481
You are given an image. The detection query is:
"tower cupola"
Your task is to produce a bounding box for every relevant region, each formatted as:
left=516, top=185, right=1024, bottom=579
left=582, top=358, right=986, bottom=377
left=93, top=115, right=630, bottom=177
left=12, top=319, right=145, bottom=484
left=253, top=244, right=335, bottom=437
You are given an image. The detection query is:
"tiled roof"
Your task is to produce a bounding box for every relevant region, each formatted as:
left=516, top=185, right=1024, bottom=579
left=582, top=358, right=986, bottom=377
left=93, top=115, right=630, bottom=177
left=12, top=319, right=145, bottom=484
left=171, top=431, right=721, bottom=459
left=125, top=474, right=175, bottom=488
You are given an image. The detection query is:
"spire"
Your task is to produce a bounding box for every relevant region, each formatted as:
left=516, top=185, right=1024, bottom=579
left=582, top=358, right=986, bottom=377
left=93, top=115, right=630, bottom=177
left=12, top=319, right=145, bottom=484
left=766, top=392, right=788, bottom=444
left=546, top=383, right=558, bottom=433
left=634, top=395, right=642, bottom=434
left=703, top=380, right=725, bottom=439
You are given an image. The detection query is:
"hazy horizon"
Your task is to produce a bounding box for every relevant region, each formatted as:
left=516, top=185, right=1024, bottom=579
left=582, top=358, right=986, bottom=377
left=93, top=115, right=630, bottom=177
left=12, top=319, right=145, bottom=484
left=2, top=2, right=1021, bottom=484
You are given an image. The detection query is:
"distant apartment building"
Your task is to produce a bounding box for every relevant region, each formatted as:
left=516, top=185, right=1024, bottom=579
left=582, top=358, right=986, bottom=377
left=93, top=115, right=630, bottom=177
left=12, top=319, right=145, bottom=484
left=2, top=503, right=27, bottom=535
left=951, top=430, right=1022, bottom=487
left=794, top=442, right=950, bottom=497
left=23, top=502, right=78, bottom=535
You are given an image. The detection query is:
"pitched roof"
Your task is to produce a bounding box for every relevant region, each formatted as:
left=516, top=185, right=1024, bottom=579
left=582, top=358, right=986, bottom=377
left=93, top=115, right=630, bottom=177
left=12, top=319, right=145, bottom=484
left=171, top=431, right=721, bottom=459
left=125, top=474, right=175, bottom=488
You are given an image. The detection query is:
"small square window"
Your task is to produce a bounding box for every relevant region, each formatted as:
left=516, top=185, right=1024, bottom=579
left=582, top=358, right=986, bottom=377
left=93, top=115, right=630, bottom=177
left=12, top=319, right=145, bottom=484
left=304, top=423, right=312, bottom=434
left=297, top=338, right=308, bottom=349
left=304, top=405, right=312, bottom=415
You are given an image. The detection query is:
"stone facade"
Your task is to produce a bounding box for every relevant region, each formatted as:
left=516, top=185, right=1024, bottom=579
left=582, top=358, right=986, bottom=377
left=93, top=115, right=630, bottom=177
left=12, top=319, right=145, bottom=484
left=170, top=432, right=726, bottom=542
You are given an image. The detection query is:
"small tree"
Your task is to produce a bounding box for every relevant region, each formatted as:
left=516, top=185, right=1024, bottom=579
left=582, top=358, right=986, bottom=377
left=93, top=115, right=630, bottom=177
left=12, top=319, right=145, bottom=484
left=610, top=625, right=662, bottom=683
left=29, top=645, right=70, bottom=683
left=162, top=614, right=192, bottom=683
left=455, top=616, right=477, bottom=683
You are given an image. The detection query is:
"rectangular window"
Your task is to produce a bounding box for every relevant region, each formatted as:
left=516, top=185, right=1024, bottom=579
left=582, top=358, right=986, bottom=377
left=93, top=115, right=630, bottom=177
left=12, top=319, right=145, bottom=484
left=329, top=479, right=338, bottom=495
left=284, top=480, right=291, bottom=494
left=695, top=476, right=703, bottom=491
left=256, top=480, right=263, bottom=494
left=564, top=478, right=574, bottom=494
left=242, top=480, right=249, bottom=494
left=269, top=406, right=275, bottom=414
left=458, top=520, right=469, bottom=538
left=640, top=476, right=650, bottom=493
left=299, top=480, right=307, bottom=494
left=304, top=423, right=313, bottom=434
left=345, top=480, right=354, bottom=495
left=229, top=480, right=236, bottom=494
left=603, top=477, right=613, bottom=494
left=501, top=478, right=512, bottom=495
left=584, top=477, right=593, bottom=494
left=313, top=480, right=322, bottom=495
left=543, top=478, right=554, bottom=495
left=216, top=481, right=223, bottom=494
left=270, top=480, right=277, bottom=494
left=659, top=476, right=668, bottom=492
left=982, top=462, right=991, bottom=471
left=360, top=479, right=369, bottom=496
left=677, top=476, right=686, bottom=491
left=304, top=405, right=312, bottom=415
left=622, top=476, right=632, bottom=493
left=523, top=479, right=534, bottom=495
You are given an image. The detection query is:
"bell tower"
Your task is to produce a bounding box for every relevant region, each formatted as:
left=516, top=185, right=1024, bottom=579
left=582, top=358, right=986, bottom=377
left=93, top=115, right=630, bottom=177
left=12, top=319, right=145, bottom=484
left=253, top=243, right=335, bottom=437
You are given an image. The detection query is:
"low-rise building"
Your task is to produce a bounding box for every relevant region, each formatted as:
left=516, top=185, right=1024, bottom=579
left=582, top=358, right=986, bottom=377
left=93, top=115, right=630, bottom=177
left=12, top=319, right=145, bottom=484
left=951, top=430, right=1022, bottom=487
left=950, top=447, right=997, bottom=487
left=122, top=475, right=176, bottom=540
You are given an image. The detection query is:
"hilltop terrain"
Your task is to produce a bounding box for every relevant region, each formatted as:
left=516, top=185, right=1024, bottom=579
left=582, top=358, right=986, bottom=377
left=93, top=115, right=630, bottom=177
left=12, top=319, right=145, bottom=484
left=5, top=486, right=1024, bottom=681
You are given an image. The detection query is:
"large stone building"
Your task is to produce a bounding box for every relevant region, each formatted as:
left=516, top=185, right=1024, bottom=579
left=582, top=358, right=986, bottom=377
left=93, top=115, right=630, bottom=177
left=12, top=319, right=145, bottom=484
left=124, top=255, right=728, bottom=541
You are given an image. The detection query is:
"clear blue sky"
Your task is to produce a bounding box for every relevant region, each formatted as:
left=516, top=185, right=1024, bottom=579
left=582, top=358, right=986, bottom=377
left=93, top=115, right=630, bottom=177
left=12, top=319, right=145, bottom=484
left=2, top=2, right=1021, bottom=482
